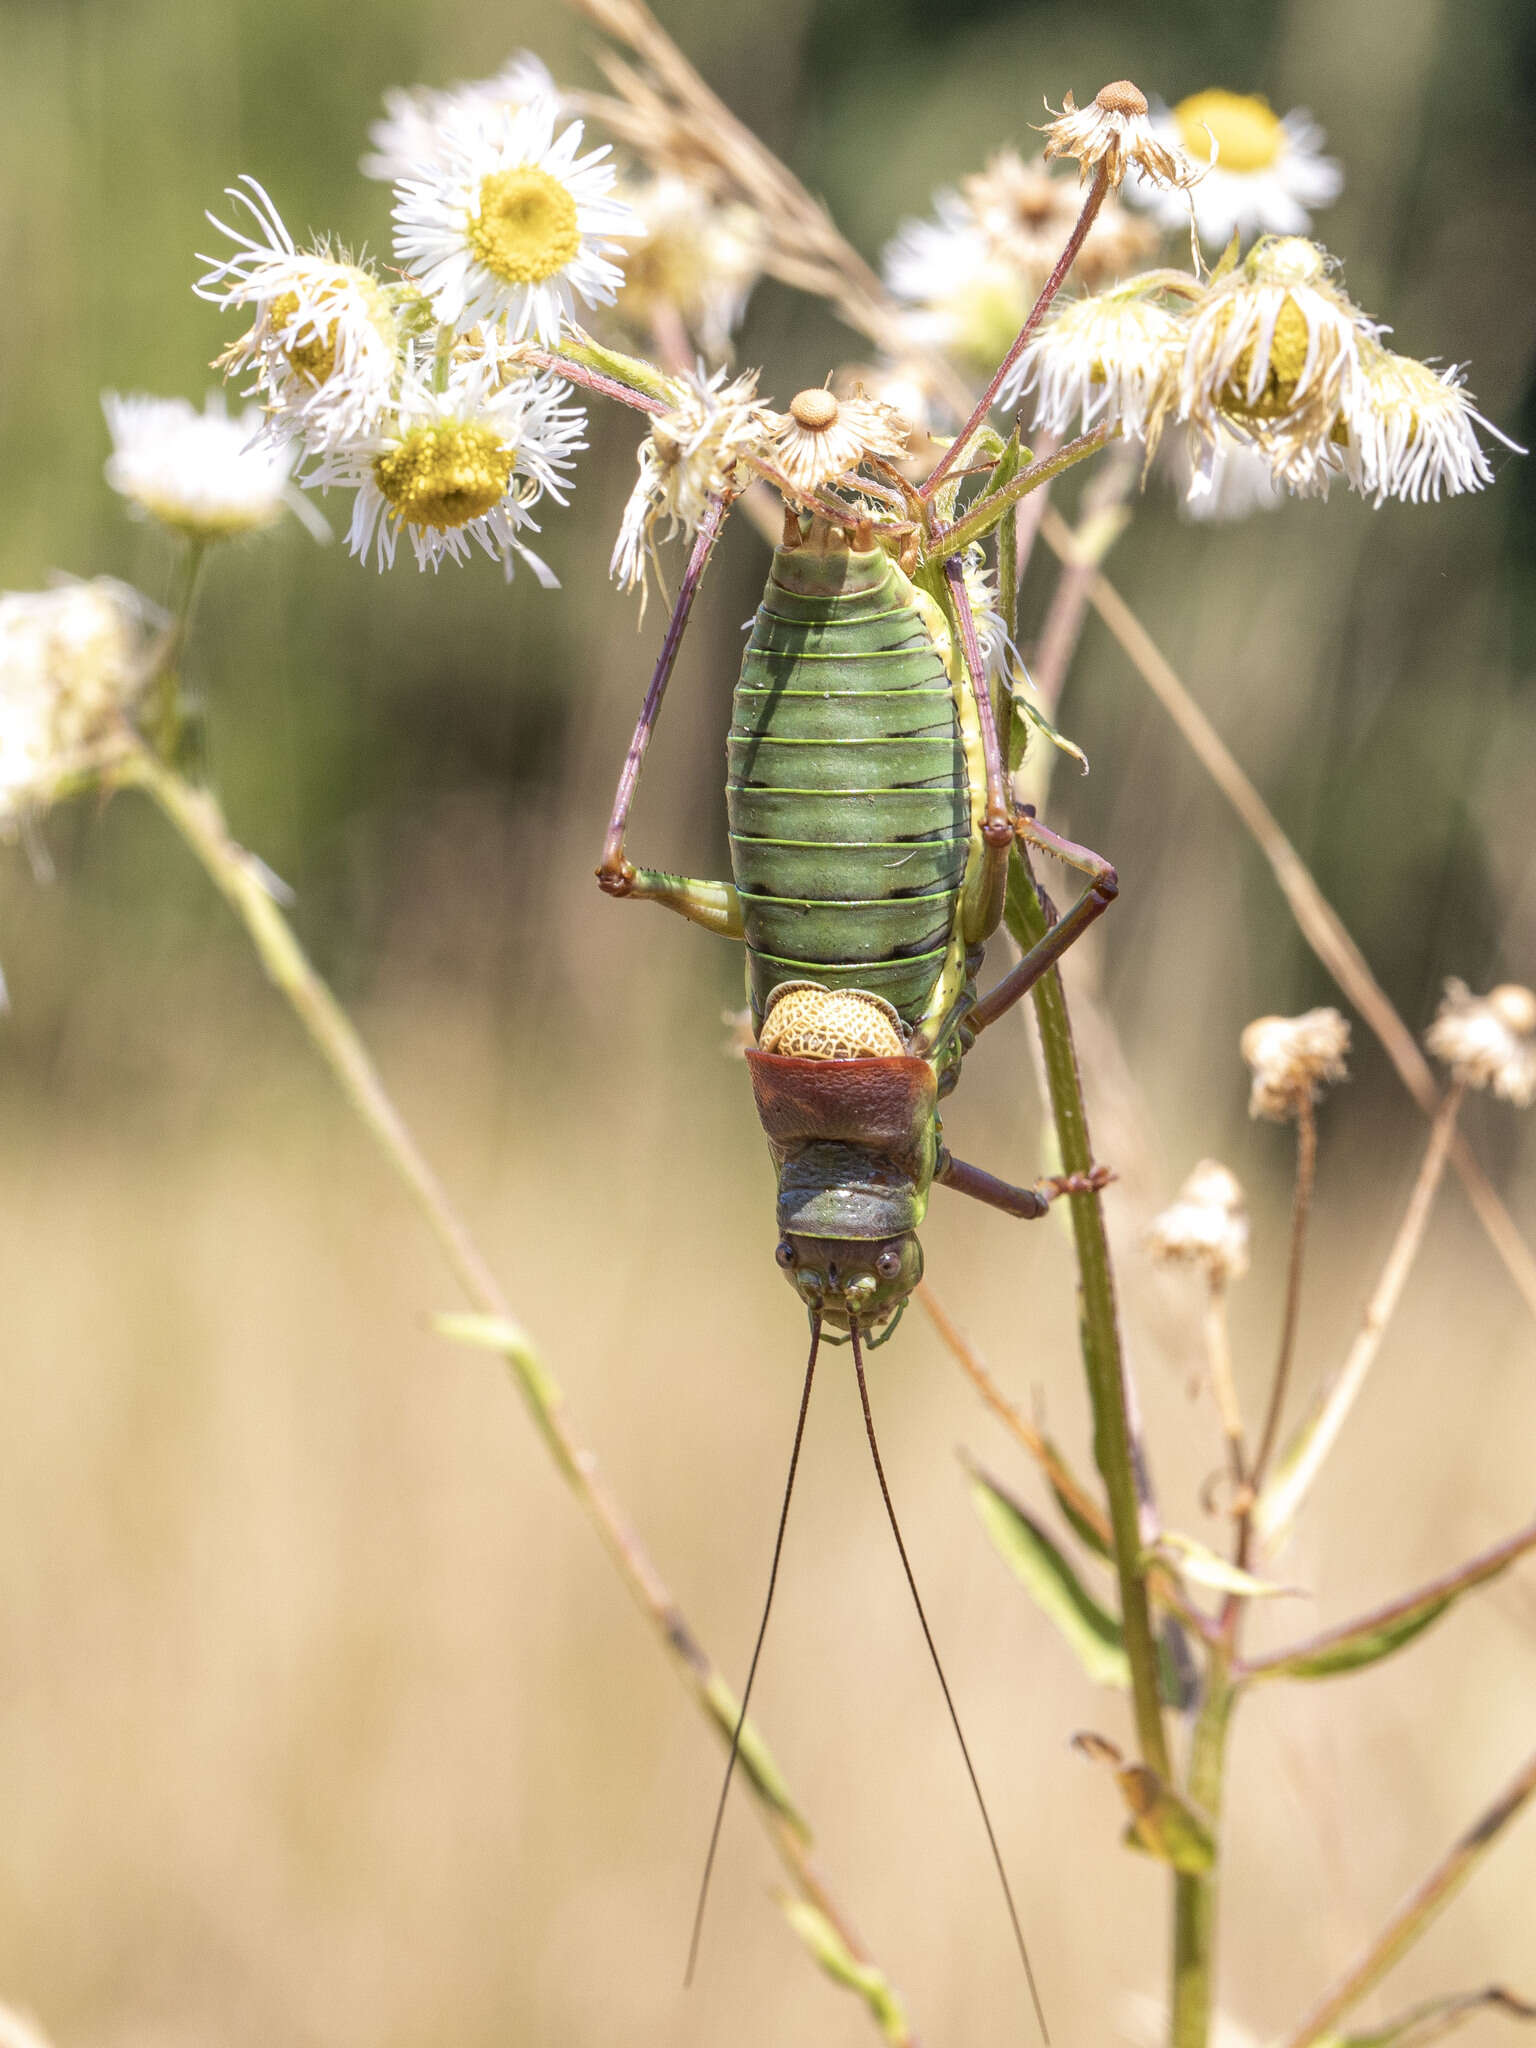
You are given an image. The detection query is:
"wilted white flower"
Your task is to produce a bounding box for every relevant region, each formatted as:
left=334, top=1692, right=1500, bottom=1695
left=1425, top=980, right=1536, bottom=1105
left=197, top=177, right=408, bottom=453
left=1180, top=237, right=1375, bottom=494
left=1169, top=429, right=1283, bottom=520
left=1001, top=286, right=1185, bottom=437
left=610, top=171, right=765, bottom=358
left=0, top=578, right=157, bottom=823
left=611, top=364, right=773, bottom=598
left=763, top=387, right=909, bottom=497
left=1342, top=348, right=1522, bottom=506
left=393, top=97, right=640, bottom=346
left=361, top=50, right=560, bottom=183
left=1146, top=1159, right=1250, bottom=1284
left=1129, top=91, right=1341, bottom=248
left=102, top=392, right=325, bottom=542
left=1240, top=1007, right=1350, bottom=1120
left=306, top=351, right=585, bottom=577
left=961, top=148, right=1155, bottom=280
left=1043, top=80, right=1201, bottom=192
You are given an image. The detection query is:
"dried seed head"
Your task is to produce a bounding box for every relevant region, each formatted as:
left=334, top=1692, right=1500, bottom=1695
left=764, top=386, right=909, bottom=497
left=789, top=387, right=840, bottom=430
left=1096, top=80, right=1149, bottom=118
left=1424, top=979, right=1536, bottom=1105
left=1043, top=82, right=1200, bottom=191
left=760, top=982, right=906, bottom=1060
left=1146, top=1159, right=1250, bottom=1284
left=1240, top=1007, right=1350, bottom=1120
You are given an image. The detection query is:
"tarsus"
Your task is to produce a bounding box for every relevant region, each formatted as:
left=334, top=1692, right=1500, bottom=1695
left=850, top=1320, right=1051, bottom=2044
left=685, top=1316, right=822, bottom=1985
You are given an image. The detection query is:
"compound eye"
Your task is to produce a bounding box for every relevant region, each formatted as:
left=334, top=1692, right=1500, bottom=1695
left=774, top=1239, right=796, bottom=1269
left=875, top=1248, right=902, bottom=1279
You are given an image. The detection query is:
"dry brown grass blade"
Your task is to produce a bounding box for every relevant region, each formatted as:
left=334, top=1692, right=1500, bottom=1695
left=1045, top=510, right=1536, bottom=1323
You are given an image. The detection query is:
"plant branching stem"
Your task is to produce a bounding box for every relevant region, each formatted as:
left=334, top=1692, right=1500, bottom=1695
left=113, top=736, right=917, bottom=2048
left=1249, top=1099, right=1318, bottom=1502
left=1278, top=1744, right=1536, bottom=2048
left=1170, top=1650, right=1236, bottom=2048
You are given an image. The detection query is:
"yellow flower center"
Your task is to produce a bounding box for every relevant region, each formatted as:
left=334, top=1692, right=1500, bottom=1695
left=1225, top=295, right=1312, bottom=417
left=270, top=290, right=339, bottom=384
left=374, top=422, right=514, bottom=531
left=1175, top=90, right=1285, bottom=173
left=468, top=167, right=581, bottom=285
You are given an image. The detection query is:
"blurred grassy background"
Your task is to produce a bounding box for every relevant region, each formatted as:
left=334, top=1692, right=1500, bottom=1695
left=2, top=0, right=1535, bottom=2042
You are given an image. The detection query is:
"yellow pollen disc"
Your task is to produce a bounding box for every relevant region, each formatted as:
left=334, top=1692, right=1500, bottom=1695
left=374, top=422, right=514, bottom=531
left=789, top=388, right=840, bottom=431
left=469, top=166, right=581, bottom=285
left=760, top=985, right=904, bottom=1061
left=270, top=290, right=339, bottom=384
left=1095, top=79, right=1148, bottom=117
left=1175, top=90, right=1285, bottom=172
left=1225, top=296, right=1313, bottom=416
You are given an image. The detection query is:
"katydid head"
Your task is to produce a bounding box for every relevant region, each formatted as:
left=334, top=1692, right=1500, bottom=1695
left=774, top=1230, right=923, bottom=1335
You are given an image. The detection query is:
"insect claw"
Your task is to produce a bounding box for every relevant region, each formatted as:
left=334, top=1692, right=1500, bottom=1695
left=596, top=859, right=637, bottom=898
left=1038, top=1163, right=1116, bottom=1200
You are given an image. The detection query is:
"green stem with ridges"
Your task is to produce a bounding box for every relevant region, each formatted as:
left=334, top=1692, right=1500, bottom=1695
left=1170, top=1652, right=1236, bottom=2048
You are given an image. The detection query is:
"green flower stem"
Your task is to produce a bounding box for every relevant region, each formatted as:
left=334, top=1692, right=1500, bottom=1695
left=932, top=426, right=1113, bottom=561
left=1005, top=849, right=1171, bottom=1784
left=1170, top=1652, right=1236, bottom=2048
left=152, top=537, right=208, bottom=757
left=111, top=736, right=918, bottom=2048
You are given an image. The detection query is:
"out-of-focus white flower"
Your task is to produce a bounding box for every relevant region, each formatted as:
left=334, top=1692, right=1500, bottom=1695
left=1042, top=80, right=1201, bottom=192
left=1425, top=980, right=1536, bottom=1105
left=611, top=364, right=773, bottom=599
left=1001, top=285, right=1185, bottom=437
left=1129, top=91, right=1341, bottom=248
left=305, top=351, right=585, bottom=578
left=1146, top=1159, right=1250, bottom=1284
left=361, top=50, right=559, bottom=183
left=610, top=171, right=765, bottom=358
left=762, top=387, right=909, bottom=497
left=1180, top=237, right=1375, bottom=495
left=1240, top=1007, right=1350, bottom=1120
left=0, top=578, right=157, bottom=823
left=102, top=392, right=325, bottom=542
left=393, top=97, right=640, bottom=346
left=1342, top=348, right=1523, bottom=506
left=198, top=178, right=408, bottom=453
left=1170, top=430, right=1283, bottom=520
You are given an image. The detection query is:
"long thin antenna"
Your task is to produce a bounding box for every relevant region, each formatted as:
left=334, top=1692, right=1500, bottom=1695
left=686, top=1316, right=822, bottom=1986
left=850, top=1322, right=1051, bottom=2044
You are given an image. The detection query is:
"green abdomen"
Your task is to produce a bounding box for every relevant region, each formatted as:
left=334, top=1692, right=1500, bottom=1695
left=727, top=542, right=969, bottom=1026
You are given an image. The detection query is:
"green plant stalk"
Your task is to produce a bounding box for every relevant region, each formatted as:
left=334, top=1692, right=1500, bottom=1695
left=110, top=734, right=919, bottom=2048
left=1005, top=849, right=1170, bottom=1784
left=1170, top=1651, right=1236, bottom=2048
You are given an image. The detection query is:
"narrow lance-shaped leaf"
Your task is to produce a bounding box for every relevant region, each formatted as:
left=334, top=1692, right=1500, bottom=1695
left=1315, top=1987, right=1536, bottom=2048
left=779, top=1897, right=912, bottom=2047
left=968, top=1465, right=1129, bottom=1688
left=1152, top=1529, right=1305, bottom=1601
left=1244, top=1514, right=1536, bottom=1682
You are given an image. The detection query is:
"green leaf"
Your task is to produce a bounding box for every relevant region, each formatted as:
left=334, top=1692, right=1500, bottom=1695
left=702, top=1673, right=807, bottom=1836
left=1317, top=1987, right=1536, bottom=2047
left=1009, top=671, right=1090, bottom=774
left=1116, top=1763, right=1217, bottom=1874
left=1044, top=1442, right=1112, bottom=1560
left=779, top=1897, right=912, bottom=2045
left=1251, top=1596, right=1454, bottom=1681
left=1152, top=1530, right=1304, bottom=1600
left=968, top=1469, right=1130, bottom=1687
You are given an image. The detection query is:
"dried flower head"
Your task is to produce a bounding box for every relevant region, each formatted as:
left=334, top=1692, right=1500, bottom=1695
left=763, top=386, right=910, bottom=497
left=611, top=364, right=774, bottom=599
left=0, top=578, right=157, bottom=824
left=959, top=148, right=1156, bottom=282
left=361, top=51, right=560, bottom=183
left=1180, top=236, right=1374, bottom=494
left=1000, top=285, right=1185, bottom=439
left=1342, top=347, right=1522, bottom=506
left=1043, top=80, right=1200, bottom=192
left=198, top=178, right=408, bottom=454
left=1146, top=1159, right=1250, bottom=1284
left=102, top=391, right=323, bottom=542
left=609, top=170, right=765, bottom=359
left=393, top=97, right=640, bottom=346
left=1240, top=1007, right=1350, bottom=1120
left=1425, top=980, right=1536, bottom=1105
left=1128, top=91, right=1341, bottom=247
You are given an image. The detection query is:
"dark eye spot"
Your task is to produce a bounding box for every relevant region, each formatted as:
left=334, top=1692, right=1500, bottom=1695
left=775, top=1240, right=796, bottom=1268
left=876, top=1249, right=902, bottom=1279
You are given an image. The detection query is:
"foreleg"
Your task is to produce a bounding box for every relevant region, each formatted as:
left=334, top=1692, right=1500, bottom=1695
left=936, top=1148, right=1112, bottom=1218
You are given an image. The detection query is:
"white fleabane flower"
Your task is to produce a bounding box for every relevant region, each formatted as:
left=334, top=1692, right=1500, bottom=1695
left=361, top=50, right=559, bottom=183
left=1342, top=348, right=1523, bottom=505
left=1130, top=92, right=1341, bottom=248
left=197, top=177, right=408, bottom=453
left=610, top=171, right=765, bottom=358
left=1146, top=1160, right=1250, bottom=1284
left=1001, top=286, right=1185, bottom=436
left=1240, top=1007, right=1350, bottom=1120
left=0, top=578, right=157, bottom=824
left=1171, top=430, right=1283, bottom=520
left=1425, top=980, right=1536, bottom=1105
left=764, top=387, right=909, bottom=497
left=307, top=352, right=585, bottom=578
left=393, top=97, right=641, bottom=346
left=611, top=364, right=773, bottom=600
left=102, top=392, right=326, bottom=542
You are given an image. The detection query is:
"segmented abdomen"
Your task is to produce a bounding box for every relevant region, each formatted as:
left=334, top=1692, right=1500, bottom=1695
left=727, top=541, right=969, bottom=1028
